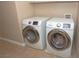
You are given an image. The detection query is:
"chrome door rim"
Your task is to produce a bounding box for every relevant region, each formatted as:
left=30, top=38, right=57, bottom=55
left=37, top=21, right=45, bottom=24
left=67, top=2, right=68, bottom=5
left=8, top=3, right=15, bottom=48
left=23, top=26, right=39, bottom=44
left=48, top=29, right=71, bottom=50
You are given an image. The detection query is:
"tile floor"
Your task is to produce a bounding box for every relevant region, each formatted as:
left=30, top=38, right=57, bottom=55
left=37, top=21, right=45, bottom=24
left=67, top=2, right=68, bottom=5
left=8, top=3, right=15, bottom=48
left=0, top=40, right=77, bottom=58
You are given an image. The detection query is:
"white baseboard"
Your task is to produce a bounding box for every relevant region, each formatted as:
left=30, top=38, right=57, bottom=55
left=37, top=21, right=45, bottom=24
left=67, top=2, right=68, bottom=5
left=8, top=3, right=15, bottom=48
left=0, top=37, right=26, bottom=47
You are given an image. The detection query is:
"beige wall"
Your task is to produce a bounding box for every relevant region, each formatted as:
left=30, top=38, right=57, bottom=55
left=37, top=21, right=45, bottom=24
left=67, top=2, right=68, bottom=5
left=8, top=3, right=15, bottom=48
left=76, top=2, right=79, bottom=57
left=0, top=2, right=23, bottom=43
left=15, top=1, right=34, bottom=21
left=15, top=1, right=34, bottom=28
left=0, top=1, right=34, bottom=43
left=0, top=6, right=2, bottom=37
left=0, top=14, right=4, bottom=37
left=34, top=2, right=78, bottom=22
left=0, top=2, right=23, bottom=42
left=15, top=2, right=34, bottom=42
left=0, top=2, right=5, bottom=37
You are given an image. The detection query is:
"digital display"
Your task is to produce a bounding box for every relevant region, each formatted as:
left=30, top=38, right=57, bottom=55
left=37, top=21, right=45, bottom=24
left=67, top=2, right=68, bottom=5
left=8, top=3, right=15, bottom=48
left=63, top=24, right=71, bottom=28
left=33, top=21, right=38, bottom=25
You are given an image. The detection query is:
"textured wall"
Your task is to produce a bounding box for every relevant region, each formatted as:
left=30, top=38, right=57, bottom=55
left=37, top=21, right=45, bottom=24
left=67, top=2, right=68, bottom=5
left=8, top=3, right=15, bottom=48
left=15, top=2, right=34, bottom=42
left=0, top=1, right=34, bottom=43
left=76, top=2, right=79, bottom=57
left=0, top=2, right=23, bottom=43
left=15, top=1, right=34, bottom=20
left=34, top=2, right=78, bottom=22
left=0, top=5, right=2, bottom=37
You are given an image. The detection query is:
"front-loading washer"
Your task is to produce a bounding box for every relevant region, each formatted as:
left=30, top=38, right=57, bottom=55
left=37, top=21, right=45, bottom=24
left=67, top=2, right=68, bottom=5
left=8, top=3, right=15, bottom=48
left=22, top=17, right=50, bottom=50
left=46, top=17, right=74, bottom=57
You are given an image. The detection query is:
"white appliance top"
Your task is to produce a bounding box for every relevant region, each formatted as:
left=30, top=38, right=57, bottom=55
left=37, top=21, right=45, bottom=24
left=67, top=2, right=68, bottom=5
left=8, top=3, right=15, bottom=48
left=46, top=17, right=74, bottom=29
left=47, top=17, right=74, bottom=23
left=22, top=16, right=50, bottom=26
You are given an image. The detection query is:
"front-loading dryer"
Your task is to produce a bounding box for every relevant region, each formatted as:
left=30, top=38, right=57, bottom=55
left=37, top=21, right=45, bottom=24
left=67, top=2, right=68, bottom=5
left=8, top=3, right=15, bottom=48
left=22, top=17, right=50, bottom=50
left=46, top=17, right=74, bottom=57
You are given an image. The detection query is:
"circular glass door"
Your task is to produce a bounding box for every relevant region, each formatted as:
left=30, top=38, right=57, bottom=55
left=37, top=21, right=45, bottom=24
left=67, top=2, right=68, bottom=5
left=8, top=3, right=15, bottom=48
left=48, top=29, right=71, bottom=50
left=23, top=26, right=39, bottom=44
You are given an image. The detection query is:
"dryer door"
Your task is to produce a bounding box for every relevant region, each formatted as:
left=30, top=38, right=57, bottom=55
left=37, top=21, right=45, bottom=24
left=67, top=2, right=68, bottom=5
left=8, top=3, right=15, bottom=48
left=48, top=29, right=71, bottom=50
left=23, top=26, right=39, bottom=44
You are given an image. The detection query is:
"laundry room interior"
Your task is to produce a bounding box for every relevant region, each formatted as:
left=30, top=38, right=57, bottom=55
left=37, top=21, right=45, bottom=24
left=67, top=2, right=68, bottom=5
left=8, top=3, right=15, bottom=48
left=0, top=1, right=79, bottom=58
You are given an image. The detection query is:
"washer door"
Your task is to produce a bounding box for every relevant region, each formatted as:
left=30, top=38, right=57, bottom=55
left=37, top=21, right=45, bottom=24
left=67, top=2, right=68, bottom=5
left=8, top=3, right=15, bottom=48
left=23, top=26, right=39, bottom=44
left=48, top=29, right=71, bottom=50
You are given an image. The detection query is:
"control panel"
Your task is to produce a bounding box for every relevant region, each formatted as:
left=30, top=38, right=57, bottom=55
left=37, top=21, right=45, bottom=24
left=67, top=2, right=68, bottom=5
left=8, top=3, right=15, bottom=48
left=63, top=24, right=71, bottom=28
left=56, top=23, right=71, bottom=29
left=33, top=21, right=38, bottom=25
left=28, top=21, right=38, bottom=25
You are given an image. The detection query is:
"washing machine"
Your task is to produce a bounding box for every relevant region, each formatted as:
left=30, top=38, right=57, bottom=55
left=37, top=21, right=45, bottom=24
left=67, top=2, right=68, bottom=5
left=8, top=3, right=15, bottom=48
left=22, top=17, right=50, bottom=50
left=46, top=17, right=74, bottom=57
